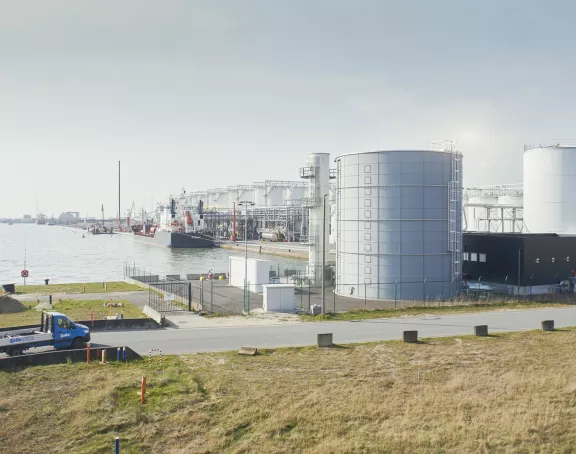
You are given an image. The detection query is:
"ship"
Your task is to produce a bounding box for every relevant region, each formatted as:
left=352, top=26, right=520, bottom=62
left=132, top=199, right=216, bottom=248
left=36, top=213, right=46, bottom=225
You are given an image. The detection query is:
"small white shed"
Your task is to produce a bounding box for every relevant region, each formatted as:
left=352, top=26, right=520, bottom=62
left=262, top=284, right=296, bottom=312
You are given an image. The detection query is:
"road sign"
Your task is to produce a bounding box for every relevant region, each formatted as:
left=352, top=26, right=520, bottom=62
left=21, top=269, right=29, bottom=278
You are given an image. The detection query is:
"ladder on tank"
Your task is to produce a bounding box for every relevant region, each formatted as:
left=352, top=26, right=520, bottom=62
left=447, top=143, right=462, bottom=297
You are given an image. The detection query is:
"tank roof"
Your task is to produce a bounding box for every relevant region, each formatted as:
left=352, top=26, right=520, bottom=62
left=335, top=149, right=457, bottom=161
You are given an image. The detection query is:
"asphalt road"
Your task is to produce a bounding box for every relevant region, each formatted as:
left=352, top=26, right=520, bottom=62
left=91, top=307, right=576, bottom=355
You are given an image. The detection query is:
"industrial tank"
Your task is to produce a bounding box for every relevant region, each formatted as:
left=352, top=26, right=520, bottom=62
left=524, top=145, right=576, bottom=234
left=464, top=196, right=498, bottom=232
left=335, top=150, right=461, bottom=300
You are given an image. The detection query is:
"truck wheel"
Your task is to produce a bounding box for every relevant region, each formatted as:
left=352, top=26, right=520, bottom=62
left=72, top=338, right=85, bottom=349
left=8, top=348, right=23, bottom=357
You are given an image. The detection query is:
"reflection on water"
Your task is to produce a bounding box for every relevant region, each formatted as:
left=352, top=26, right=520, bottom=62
left=0, top=224, right=305, bottom=284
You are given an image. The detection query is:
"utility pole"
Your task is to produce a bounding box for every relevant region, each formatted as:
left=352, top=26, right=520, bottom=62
left=239, top=200, right=254, bottom=313
left=118, top=160, right=121, bottom=231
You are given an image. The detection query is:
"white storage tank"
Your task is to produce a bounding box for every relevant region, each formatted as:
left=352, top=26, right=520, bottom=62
left=335, top=149, right=462, bottom=300
left=253, top=184, right=267, bottom=206
left=524, top=145, right=576, bottom=234
left=464, top=196, right=498, bottom=232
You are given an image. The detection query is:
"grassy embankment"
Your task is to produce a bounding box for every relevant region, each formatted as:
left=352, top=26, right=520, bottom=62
left=301, top=299, right=573, bottom=321
left=10, top=281, right=142, bottom=295
left=0, top=299, right=145, bottom=328
left=2, top=329, right=576, bottom=453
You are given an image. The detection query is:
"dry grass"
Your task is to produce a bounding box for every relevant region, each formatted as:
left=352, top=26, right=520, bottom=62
left=3, top=330, right=576, bottom=453
left=10, top=281, right=142, bottom=295
left=301, top=300, right=573, bottom=321
left=0, top=299, right=144, bottom=328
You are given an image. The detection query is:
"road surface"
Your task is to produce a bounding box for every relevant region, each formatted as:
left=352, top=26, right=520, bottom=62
left=91, top=307, right=576, bottom=354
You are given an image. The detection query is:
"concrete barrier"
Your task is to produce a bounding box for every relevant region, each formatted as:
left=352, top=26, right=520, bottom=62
left=143, top=305, right=166, bottom=326
left=542, top=320, right=555, bottom=331
left=474, top=325, right=489, bottom=336
left=0, top=346, right=141, bottom=371
left=317, top=333, right=333, bottom=347
left=186, top=273, right=201, bottom=280
left=238, top=347, right=258, bottom=356
left=165, top=274, right=181, bottom=281
left=76, top=318, right=162, bottom=331
left=403, top=331, right=418, bottom=343
left=130, top=275, right=160, bottom=283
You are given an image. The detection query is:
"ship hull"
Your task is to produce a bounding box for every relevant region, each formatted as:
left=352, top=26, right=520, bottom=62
left=134, top=230, right=215, bottom=248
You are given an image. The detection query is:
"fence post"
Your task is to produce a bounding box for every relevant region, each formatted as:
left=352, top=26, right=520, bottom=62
left=211, top=278, right=214, bottom=313
left=308, top=279, right=311, bottom=311
left=364, top=283, right=367, bottom=309
left=188, top=282, right=192, bottom=311
left=115, top=437, right=120, bottom=454
left=423, top=278, right=427, bottom=305
left=200, top=279, right=204, bottom=309
left=394, top=280, right=398, bottom=310
left=333, top=286, right=336, bottom=313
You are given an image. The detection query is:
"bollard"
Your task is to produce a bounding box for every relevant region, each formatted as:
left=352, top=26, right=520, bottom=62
left=101, top=350, right=106, bottom=363
left=105, top=284, right=107, bottom=291
left=86, top=343, right=91, bottom=364
left=83, top=284, right=86, bottom=293
left=102, top=282, right=105, bottom=288
left=474, top=325, right=489, bottom=337
left=141, top=376, right=146, bottom=404
left=90, top=311, right=94, bottom=329
left=123, top=347, right=127, bottom=362
left=117, top=348, right=121, bottom=362
left=542, top=320, right=555, bottom=331
left=403, top=330, right=418, bottom=343
left=49, top=295, right=52, bottom=305
left=115, top=437, right=120, bottom=454
left=120, top=311, right=124, bottom=320
left=317, top=333, right=333, bottom=347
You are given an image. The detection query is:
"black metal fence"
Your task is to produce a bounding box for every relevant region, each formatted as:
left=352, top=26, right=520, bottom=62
left=148, top=281, right=192, bottom=312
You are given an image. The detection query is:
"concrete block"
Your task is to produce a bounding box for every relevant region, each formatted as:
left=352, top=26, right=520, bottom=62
left=165, top=274, right=181, bottom=281
left=541, top=320, right=555, bottom=331
left=238, top=347, right=258, bottom=356
left=474, top=325, right=489, bottom=336
left=403, top=330, right=418, bottom=343
left=317, top=333, right=333, bottom=347
left=143, top=305, right=166, bottom=326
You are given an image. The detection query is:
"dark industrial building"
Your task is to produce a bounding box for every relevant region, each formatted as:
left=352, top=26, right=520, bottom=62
left=463, top=233, right=576, bottom=286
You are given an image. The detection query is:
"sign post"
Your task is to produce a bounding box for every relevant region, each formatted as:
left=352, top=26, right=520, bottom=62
left=21, top=269, right=29, bottom=286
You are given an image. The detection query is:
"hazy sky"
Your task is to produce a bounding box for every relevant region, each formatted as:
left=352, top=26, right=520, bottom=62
left=1, top=1, right=575, bottom=218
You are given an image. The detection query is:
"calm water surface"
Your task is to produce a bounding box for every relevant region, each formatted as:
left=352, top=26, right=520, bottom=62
left=0, top=224, right=304, bottom=284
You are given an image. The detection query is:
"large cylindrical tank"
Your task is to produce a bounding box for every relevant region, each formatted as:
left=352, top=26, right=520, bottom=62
left=335, top=150, right=461, bottom=300
left=524, top=145, right=576, bottom=234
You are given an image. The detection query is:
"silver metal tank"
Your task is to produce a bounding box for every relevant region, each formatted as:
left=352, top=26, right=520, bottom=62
left=335, top=149, right=462, bottom=300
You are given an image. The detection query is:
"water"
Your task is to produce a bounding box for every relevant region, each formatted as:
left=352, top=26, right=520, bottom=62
left=0, top=224, right=305, bottom=284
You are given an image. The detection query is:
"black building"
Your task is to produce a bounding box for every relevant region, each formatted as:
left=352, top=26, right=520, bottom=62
left=463, top=232, right=576, bottom=286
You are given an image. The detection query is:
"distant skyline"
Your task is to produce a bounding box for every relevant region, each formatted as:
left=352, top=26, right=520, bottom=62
left=2, top=1, right=575, bottom=217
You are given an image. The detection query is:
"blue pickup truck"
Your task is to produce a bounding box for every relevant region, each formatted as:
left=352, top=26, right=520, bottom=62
left=0, top=311, right=91, bottom=357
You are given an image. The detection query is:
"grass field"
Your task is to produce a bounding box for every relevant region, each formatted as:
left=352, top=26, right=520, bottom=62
left=2, top=329, right=576, bottom=453
left=301, top=300, right=573, bottom=321
left=10, top=281, right=142, bottom=295
left=0, top=299, right=144, bottom=328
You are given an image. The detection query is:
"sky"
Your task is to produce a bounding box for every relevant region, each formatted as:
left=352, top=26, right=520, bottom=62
left=1, top=0, right=575, bottom=218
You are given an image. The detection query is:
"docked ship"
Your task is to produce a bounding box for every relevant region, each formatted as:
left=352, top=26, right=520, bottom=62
left=36, top=213, right=46, bottom=225
left=132, top=199, right=215, bottom=248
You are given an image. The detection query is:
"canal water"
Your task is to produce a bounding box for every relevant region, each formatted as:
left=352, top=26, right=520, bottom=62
left=0, top=224, right=305, bottom=285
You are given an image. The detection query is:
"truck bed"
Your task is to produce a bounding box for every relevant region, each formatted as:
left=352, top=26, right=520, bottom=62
left=0, top=332, right=53, bottom=349
left=0, top=327, right=42, bottom=338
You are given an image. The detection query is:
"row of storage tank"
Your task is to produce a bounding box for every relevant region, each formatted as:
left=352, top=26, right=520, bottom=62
left=178, top=183, right=333, bottom=209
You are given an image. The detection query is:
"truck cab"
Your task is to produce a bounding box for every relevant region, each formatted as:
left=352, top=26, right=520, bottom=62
left=41, top=312, right=91, bottom=350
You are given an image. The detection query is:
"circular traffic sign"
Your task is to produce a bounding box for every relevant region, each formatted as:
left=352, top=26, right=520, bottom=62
left=21, top=269, right=29, bottom=278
